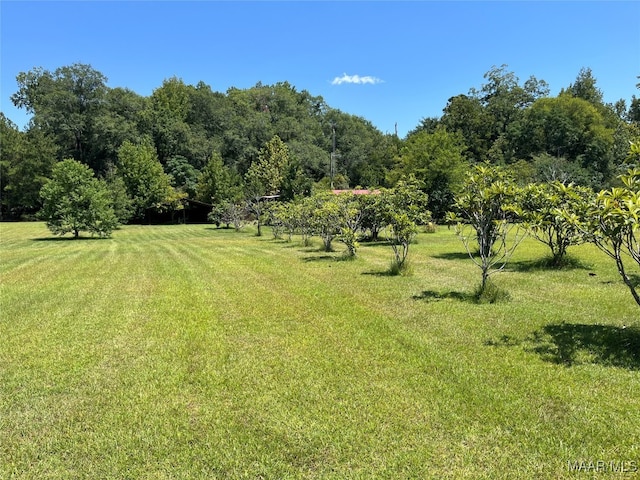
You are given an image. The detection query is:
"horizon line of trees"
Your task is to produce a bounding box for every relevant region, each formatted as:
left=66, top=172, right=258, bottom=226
left=1, top=63, right=639, bottom=223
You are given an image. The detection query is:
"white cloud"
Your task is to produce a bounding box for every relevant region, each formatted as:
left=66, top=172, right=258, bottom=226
left=331, top=73, right=383, bottom=85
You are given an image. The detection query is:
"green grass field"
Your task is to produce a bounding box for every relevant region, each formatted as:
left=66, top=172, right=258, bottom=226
left=1, top=222, right=639, bottom=479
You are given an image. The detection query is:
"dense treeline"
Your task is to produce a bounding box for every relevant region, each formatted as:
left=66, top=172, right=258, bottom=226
left=1, top=63, right=639, bottom=221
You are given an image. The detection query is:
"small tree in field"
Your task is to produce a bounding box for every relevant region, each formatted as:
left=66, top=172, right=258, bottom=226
left=379, top=176, right=430, bottom=274
left=245, top=135, right=289, bottom=236
left=563, top=166, right=640, bottom=307
left=40, top=159, right=118, bottom=238
left=336, top=192, right=363, bottom=257
left=447, top=164, right=524, bottom=297
left=310, top=192, right=342, bottom=252
left=520, top=181, right=592, bottom=267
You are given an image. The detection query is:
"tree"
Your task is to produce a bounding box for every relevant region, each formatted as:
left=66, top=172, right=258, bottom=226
left=516, top=95, right=615, bottom=187
left=335, top=193, right=363, bottom=256
left=520, top=181, right=592, bottom=266
left=0, top=114, right=58, bottom=219
left=196, top=152, right=243, bottom=205
left=447, top=164, right=524, bottom=297
left=245, top=135, right=290, bottom=236
left=39, top=159, right=118, bottom=238
left=442, top=66, right=549, bottom=164
left=116, top=140, right=184, bottom=221
left=166, top=155, right=200, bottom=198
left=379, top=177, right=430, bottom=274
left=563, top=165, right=640, bottom=307
left=309, top=192, right=343, bottom=252
left=563, top=67, right=604, bottom=107
left=396, top=127, right=468, bottom=220
left=11, top=64, right=109, bottom=171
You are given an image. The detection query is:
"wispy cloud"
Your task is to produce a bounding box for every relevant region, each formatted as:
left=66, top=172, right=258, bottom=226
left=331, top=73, right=384, bottom=85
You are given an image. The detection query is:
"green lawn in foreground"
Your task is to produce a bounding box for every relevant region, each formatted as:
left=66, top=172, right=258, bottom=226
left=1, top=222, right=639, bottom=479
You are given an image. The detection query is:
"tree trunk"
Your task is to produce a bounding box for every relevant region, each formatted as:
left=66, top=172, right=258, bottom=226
left=616, top=253, right=640, bottom=307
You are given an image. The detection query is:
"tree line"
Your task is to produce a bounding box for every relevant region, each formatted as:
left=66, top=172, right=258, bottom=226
left=1, top=63, right=639, bottom=222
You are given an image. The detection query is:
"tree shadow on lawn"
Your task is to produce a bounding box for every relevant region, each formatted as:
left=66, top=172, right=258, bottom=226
left=302, top=254, right=336, bottom=263
left=357, top=239, right=391, bottom=248
left=411, top=289, right=474, bottom=302
left=31, top=236, right=107, bottom=242
left=362, top=269, right=398, bottom=277
left=486, top=323, right=640, bottom=370
left=507, top=256, right=592, bottom=273
left=431, top=252, right=473, bottom=261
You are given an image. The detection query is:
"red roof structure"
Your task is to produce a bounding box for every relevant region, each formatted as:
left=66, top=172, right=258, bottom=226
left=331, top=189, right=381, bottom=195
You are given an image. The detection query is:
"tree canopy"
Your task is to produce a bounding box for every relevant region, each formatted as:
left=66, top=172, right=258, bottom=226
left=2, top=62, right=638, bottom=224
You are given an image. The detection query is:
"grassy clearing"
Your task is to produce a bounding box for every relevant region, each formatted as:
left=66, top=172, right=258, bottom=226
left=1, top=222, right=639, bottom=479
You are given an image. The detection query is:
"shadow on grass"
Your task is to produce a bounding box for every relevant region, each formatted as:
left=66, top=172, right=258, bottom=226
left=358, top=239, right=390, bottom=248
left=431, top=252, right=472, bottom=261
left=362, top=269, right=398, bottom=277
left=507, top=256, right=592, bottom=273
left=204, top=227, right=246, bottom=234
left=487, top=323, right=640, bottom=370
left=302, top=254, right=336, bottom=263
left=31, top=236, right=107, bottom=242
left=412, top=289, right=474, bottom=302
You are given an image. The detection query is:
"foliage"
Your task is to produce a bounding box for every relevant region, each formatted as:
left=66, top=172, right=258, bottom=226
left=116, top=140, right=185, bottom=221
left=0, top=114, right=58, bottom=219
left=563, top=166, right=640, bottom=307
left=447, top=164, right=525, bottom=294
left=378, top=177, right=430, bottom=273
left=245, top=135, right=290, bottom=236
left=103, top=164, right=134, bottom=223
left=39, top=159, right=118, bottom=237
left=11, top=63, right=110, bottom=171
left=6, top=62, right=636, bottom=222
left=520, top=181, right=593, bottom=266
left=196, top=152, right=243, bottom=205
left=165, top=155, right=200, bottom=198
left=397, top=127, right=468, bottom=220
left=335, top=193, right=363, bottom=257
left=441, top=65, right=549, bottom=163
left=308, top=192, right=343, bottom=252
left=516, top=95, right=615, bottom=188
left=358, top=193, right=387, bottom=241
left=222, top=202, right=247, bottom=231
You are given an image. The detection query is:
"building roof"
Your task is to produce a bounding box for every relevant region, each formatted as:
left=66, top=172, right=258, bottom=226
left=331, top=189, right=381, bottom=195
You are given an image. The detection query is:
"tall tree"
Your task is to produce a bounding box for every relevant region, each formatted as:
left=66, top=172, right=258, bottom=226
left=564, top=67, right=604, bottom=106
left=11, top=63, right=109, bottom=171
left=196, top=152, right=243, bottom=205
left=116, top=140, right=184, bottom=221
left=396, top=127, right=468, bottom=220
left=0, top=114, right=58, bottom=219
left=245, top=135, right=290, bottom=235
left=442, top=65, right=549, bottom=163
left=516, top=95, right=615, bottom=187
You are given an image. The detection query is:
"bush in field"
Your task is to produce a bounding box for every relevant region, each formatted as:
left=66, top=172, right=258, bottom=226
left=335, top=192, right=363, bottom=257
left=520, top=181, right=592, bottom=267
left=310, top=192, right=343, bottom=252
left=379, top=176, right=430, bottom=274
left=40, top=159, right=118, bottom=238
left=447, top=164, right=524, bottom=296
left=359, top=193, right=387, bottom=241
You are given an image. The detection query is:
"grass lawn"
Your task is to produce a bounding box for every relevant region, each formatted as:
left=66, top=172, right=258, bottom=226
left=1, top=222, right=639, bottom=479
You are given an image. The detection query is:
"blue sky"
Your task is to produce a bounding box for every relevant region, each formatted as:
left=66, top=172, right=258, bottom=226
left=1, top=1, right=639, bottom=138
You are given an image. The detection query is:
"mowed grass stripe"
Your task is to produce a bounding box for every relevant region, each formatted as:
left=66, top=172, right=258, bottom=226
left=1, top=223, right=639, bottom=479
